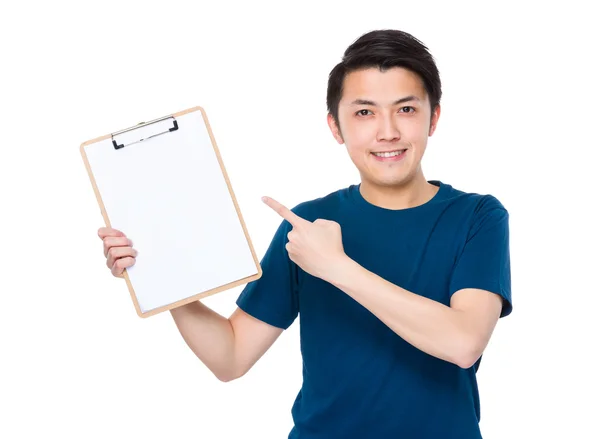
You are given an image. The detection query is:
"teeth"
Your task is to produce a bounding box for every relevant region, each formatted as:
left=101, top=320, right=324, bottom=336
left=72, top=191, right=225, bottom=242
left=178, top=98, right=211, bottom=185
left=373, top=150, right=405, bottom=158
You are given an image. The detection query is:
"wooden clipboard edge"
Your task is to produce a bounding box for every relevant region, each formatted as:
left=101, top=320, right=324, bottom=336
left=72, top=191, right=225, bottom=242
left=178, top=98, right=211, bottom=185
left=80, top=105, right=263, bottom=319
left=80, top=128, right=144, bottom=317
left=132, top=271, right=262, bottom=318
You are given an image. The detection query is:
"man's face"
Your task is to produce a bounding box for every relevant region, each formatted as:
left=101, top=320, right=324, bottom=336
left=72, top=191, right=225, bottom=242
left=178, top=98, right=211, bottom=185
left=328, top=67, right=440, bottom=189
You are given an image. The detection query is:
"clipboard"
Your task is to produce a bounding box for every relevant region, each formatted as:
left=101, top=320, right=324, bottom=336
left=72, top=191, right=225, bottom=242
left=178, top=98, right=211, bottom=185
left=80, top=106, right=262, bottom=318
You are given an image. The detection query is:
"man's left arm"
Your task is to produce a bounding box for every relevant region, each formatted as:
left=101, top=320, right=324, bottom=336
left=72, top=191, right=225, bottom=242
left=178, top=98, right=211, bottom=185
left=262, top=195, right=512, bottom=370
left=325, top=259, right=504, bottom=369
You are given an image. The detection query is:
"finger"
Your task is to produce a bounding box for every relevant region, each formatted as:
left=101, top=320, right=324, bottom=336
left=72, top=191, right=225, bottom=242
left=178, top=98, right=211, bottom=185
left=111, top=256, right=136, bottom=277
left=98, top=227, right=125, bottom=240
left=262, top=196, right=307, bottom=228
left=103, top=236, right=133, bottom=258
left=106, top=246, right=137, bottom=269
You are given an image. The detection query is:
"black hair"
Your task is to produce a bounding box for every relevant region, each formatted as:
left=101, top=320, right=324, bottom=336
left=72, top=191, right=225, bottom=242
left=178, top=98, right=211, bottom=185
left=326, top=29, right=442, bottom=129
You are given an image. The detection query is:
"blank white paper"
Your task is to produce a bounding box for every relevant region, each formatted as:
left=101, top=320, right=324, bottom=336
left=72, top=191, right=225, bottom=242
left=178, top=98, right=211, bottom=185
left=85, top=110, right=258, bottom=313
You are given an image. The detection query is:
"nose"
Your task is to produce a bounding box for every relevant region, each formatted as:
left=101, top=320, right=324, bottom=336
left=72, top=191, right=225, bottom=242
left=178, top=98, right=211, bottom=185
left=376, top=112, right=401, bottom=142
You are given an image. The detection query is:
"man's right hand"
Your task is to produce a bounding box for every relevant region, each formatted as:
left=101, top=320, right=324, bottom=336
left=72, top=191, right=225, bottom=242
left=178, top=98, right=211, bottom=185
left=98, top=227, right=138, bottom=278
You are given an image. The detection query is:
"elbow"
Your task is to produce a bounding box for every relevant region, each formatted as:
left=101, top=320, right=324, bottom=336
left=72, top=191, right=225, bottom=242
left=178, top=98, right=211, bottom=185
left=216, top=374, right=237, bottom=383
left=455, top=354, right=479, bottom=370
left=215, top=366, right=247, bottom=383
left=215, top=372, right=239, bottom=383
left=453, top=339, right=485, bottom=370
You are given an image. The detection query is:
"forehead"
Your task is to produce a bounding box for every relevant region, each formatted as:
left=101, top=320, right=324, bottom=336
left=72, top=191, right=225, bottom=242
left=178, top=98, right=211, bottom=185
left=340, top=67, right=428, bottom=103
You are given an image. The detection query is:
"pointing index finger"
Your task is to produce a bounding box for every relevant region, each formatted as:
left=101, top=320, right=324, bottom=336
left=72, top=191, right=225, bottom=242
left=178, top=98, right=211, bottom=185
left=262, top=196, right=306, bottom=228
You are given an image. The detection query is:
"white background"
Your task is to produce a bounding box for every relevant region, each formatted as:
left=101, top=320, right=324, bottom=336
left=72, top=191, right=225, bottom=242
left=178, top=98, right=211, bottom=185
left=1, top=1, right=599, bottom=438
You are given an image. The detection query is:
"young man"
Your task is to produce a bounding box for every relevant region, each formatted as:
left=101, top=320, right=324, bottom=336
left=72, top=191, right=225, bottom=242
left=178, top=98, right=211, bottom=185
left=99, top=29, right=512, bottom=439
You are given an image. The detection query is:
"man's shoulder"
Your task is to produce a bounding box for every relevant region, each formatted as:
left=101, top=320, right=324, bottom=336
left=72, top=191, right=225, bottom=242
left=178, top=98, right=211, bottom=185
left=441, top=182, right=508, bottom=216
left=438, top=183, right=509, bottom=243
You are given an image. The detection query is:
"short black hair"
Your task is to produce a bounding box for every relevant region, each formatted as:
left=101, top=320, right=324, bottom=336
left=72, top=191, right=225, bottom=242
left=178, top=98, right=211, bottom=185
left=326, top=29, right=442, bottom=129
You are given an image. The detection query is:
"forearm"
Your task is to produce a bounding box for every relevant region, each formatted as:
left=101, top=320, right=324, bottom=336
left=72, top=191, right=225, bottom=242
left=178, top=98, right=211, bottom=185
left=328, top=257, right=474, bottom=368
left=170, top=301, right=238, bottom=381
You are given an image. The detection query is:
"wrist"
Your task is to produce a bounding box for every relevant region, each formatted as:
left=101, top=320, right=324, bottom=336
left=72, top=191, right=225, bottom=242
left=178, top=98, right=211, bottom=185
left=324, top=254, right=355, bottom=286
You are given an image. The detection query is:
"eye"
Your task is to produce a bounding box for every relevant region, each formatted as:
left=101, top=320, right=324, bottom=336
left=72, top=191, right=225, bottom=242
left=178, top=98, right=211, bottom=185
left=399, top=106, right=415, bottom=113
left=355, top=109, right=373, bottom=117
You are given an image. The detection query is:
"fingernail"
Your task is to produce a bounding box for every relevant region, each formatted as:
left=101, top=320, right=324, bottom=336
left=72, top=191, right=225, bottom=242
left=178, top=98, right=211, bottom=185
left=262, top=196, right=267, bottom=203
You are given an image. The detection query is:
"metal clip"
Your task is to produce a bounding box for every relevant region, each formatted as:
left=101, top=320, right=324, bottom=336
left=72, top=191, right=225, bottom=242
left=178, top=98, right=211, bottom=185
left=111, top=115, right=179, bottom=150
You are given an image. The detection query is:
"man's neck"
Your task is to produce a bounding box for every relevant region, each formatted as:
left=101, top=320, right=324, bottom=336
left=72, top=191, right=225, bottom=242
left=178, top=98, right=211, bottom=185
left=359, top=175, right=439, bottom=210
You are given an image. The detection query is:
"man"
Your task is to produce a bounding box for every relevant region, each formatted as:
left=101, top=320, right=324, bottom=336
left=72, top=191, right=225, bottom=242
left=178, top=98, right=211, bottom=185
left=99, top=29, right=512, bottom=438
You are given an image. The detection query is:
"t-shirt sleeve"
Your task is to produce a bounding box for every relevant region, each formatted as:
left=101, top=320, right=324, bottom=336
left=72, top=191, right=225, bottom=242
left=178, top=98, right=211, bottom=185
left=449, top=195, right=512, bottom=317
left=236, top=216, right=300, bottom=329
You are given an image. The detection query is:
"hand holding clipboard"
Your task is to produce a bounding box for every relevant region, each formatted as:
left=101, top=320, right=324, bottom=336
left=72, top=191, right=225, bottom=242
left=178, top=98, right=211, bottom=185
left=81, top=106, right=262, bottom=318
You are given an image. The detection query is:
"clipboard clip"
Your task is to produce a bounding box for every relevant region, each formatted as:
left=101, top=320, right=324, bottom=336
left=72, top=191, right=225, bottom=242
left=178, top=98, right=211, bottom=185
left=112, top=115, right=179, bottom=150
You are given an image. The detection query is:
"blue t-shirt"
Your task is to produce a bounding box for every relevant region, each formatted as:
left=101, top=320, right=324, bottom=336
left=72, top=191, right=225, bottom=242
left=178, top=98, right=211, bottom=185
left=236, top=180, right=512, bottom=439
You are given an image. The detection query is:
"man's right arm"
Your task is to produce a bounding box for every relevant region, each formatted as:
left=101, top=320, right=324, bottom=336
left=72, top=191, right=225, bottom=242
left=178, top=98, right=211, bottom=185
left=169, top=302, right=283, bottom=382
left=98, top=226, right=284, bottom=382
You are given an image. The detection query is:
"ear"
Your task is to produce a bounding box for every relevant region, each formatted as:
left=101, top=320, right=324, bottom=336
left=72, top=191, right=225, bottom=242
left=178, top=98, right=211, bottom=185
left=428, top=105, right=441, bottom=136
left=327, top=113, right=344, bottom=144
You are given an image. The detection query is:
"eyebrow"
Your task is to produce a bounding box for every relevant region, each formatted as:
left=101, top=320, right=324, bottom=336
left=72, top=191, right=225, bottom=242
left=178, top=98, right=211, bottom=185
left=350, top=96, right=421, bottom=106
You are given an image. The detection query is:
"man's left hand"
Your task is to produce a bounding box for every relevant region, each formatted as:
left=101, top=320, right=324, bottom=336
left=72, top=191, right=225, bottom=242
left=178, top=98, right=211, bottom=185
left=262, top=196, right=348, bottom=281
